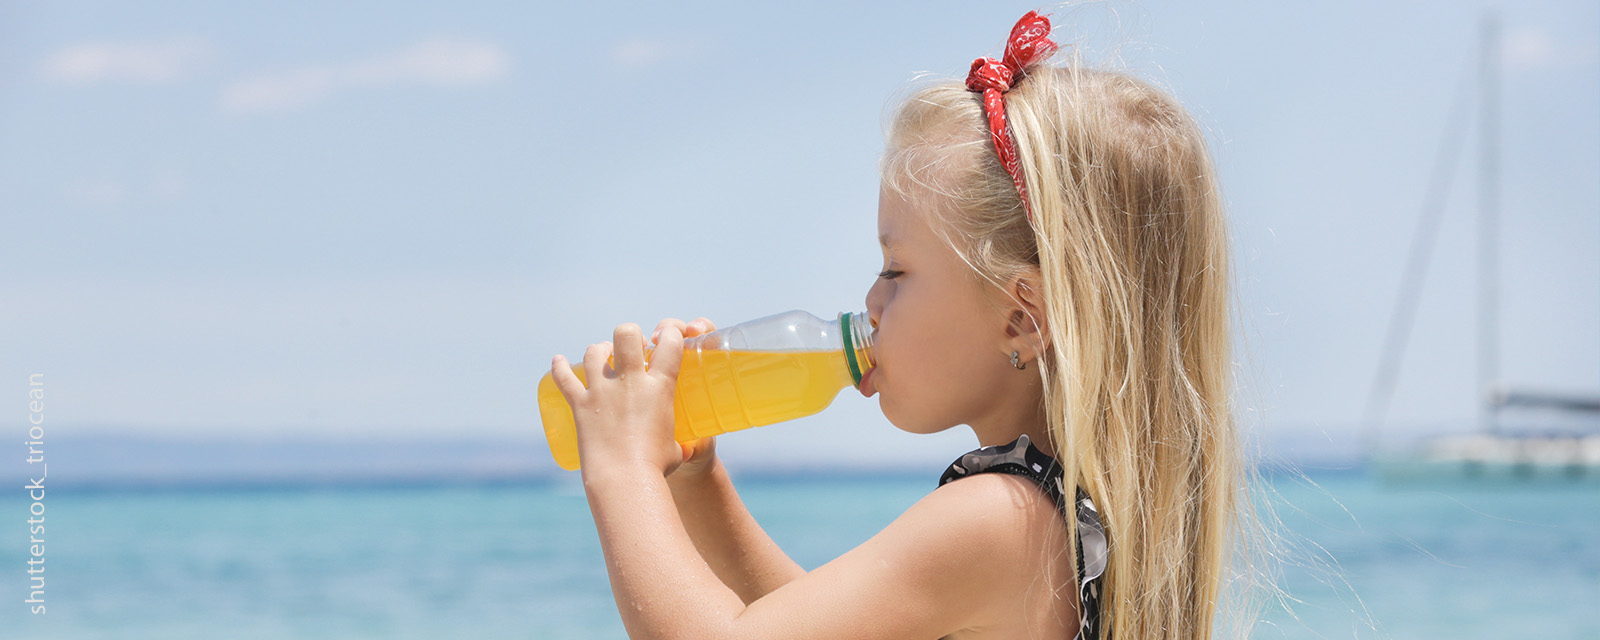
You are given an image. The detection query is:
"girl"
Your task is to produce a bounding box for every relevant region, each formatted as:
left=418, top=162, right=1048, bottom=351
left=549, top=10, right=1245, bottom=639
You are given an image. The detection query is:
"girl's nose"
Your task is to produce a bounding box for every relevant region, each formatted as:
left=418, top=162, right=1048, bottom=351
left=864, top=294, right=881, bottom=331
left=864, top=279, right=886, bottom=328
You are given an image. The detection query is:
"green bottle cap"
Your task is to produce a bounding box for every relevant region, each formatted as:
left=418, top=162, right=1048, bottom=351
left=841, top=312, right=865, bottom=388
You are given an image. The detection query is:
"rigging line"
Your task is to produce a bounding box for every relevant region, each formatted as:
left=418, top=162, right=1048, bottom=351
left=1359, top=52, right=1479, bottom=458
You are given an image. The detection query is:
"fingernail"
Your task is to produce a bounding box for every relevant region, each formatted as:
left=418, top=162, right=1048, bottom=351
left=651, top=330, right=660, bottom=343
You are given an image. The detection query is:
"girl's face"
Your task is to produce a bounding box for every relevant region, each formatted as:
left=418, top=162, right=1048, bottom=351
left=863, top=183, right=1020, bottom=435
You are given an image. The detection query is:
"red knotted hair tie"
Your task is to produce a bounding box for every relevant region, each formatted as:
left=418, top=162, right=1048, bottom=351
left=966, top=10, right=1058, bottom=224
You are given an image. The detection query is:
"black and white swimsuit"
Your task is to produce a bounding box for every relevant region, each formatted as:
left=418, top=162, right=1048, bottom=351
left=938, top=433, right=1109, bottom=640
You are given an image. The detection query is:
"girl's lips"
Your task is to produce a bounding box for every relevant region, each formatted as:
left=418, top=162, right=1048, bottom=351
left=858, top=366, right=878, bottom=397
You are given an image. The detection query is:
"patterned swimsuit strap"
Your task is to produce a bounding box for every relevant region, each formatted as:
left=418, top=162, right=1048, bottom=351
left=937, top=432, right=1069, bottom=513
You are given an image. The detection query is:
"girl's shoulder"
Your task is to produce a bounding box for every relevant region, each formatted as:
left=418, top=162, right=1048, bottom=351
left=715, top=440, right=1079, bottom=638
left=918, top=467, right=1072, bottom=565
left=720, top=463, right=1071, bottom=638
left=903, top=468, right=1078, bottom=635
left=925, top=463, right=1069, bottom=536
left=927, top=434, right=1108, bottom=640
left=922, top=435, right=1074, bottom=565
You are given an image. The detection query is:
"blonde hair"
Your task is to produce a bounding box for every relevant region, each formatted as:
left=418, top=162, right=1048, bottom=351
left=881, top=50, right=1254, bottom=639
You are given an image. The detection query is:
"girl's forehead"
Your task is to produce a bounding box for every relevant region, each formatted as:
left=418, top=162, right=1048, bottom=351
left=876, top=185, right=918, bottom=246
left=878, top=186, right=941, bottom=255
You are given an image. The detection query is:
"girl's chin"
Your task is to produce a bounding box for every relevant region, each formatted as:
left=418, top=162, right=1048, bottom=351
left=894, top=425, right=955, bottom=437
left=882, top=406, right=953, bottom=436
left=878, top=391, right=953, bottom=435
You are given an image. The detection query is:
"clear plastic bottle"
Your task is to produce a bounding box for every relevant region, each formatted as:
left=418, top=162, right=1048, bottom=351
left=537, top=310, right=876, bottom=470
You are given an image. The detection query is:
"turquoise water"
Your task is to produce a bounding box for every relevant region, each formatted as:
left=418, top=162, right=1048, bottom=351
left=2, top=472, right=1594, bottom=639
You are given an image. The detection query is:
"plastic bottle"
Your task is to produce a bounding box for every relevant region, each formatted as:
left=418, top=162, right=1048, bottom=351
left=538, top=310, right=876, bottom=470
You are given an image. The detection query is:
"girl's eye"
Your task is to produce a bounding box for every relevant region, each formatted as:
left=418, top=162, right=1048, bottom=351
left=877, top=269, right=903, bottom=280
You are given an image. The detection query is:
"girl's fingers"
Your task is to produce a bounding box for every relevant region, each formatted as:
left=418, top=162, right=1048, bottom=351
left=583, top=341, right=612, bottom=381
left=611, top=323, right=647, bottom=374
left=652, top=318, right=687, bottom=344
left=652, top=317, right=717, bottom=344
left=649, top=323, right=685, bottom=379
left=550, top=355, right=583, bottom=399
left=686, top=435, right=716, bottom=462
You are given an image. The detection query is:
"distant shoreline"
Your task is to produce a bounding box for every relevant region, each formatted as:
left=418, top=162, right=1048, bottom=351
left=0, top=427, right=1452, bottom=493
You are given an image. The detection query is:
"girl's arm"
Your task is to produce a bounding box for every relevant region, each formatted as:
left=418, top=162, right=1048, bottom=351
left=654, top=318, right=806, bottom=602
left=552, top=324, right=1044, bottom=639
left=667, top=450, right=806, bottom=604
left=585, top=458, right=1037, bottom=639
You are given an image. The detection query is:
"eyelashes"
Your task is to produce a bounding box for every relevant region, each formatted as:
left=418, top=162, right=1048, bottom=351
left=877, top=269, right=903, bottom=280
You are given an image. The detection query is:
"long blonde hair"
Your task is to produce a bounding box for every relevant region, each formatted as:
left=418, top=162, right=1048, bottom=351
left=881, top=51, right=1251, bottom=639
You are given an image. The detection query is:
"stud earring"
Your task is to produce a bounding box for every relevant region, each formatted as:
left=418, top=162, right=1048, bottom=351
left=1010, top=350, right=1026, bottom=370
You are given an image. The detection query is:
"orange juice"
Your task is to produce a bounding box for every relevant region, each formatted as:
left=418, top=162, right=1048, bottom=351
left=538, top=348, right=858, bottom=471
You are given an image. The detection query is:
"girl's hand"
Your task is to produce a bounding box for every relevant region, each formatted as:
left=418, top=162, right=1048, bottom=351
left=550, top=322, right=687, bottom=477
left=652, top=317, right=720, bottom=480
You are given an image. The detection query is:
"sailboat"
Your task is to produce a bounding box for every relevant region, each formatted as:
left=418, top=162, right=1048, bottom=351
left=1364, top=10, right=1600, bottom=484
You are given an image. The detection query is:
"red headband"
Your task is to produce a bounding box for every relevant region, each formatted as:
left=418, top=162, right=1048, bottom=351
left=966, top=10, right=1057, bottom=224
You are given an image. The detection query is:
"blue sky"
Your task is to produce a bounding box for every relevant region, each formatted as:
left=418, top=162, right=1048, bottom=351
left=1, top=0, right=1595, bottom=472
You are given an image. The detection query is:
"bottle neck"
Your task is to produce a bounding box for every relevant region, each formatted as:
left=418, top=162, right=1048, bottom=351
left=839, top=311, right=876, bottom=389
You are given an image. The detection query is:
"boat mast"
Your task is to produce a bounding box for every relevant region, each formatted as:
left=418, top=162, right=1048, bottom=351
left=1478, top=11, right=1501, bottom=437
left=1359, top=22, right=1478, bottom=457
left=1359, top=22, right=1479, bottom=457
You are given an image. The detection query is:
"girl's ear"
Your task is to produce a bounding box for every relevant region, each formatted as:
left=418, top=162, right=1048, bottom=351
left=1001, top=268, right=1051, bottom=356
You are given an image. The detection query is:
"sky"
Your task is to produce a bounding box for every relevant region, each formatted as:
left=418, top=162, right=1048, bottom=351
left=1, top=0, right=1596, bottom=473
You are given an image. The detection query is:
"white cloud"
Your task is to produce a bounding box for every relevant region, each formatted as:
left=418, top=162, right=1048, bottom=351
left=221, top=37, right=510, bottom=114
left=1503, top=27, right=1557, bottom=72
left=41, top=38, right=211, bottom=85
left=1503, top=26, right=1600, bottom=73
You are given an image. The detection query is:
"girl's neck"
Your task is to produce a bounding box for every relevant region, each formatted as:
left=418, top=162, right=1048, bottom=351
left=969, top=405, right=1056, bottom=455
left=966, top=365, right=1055, bottom=454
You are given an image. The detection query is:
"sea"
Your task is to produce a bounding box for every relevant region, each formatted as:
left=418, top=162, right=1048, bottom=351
left=0, top=467, right=1595, bottom=639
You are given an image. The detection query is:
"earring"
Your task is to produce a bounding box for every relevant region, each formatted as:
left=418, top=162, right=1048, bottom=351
left=1010, top=350, right=1026, bottom=370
